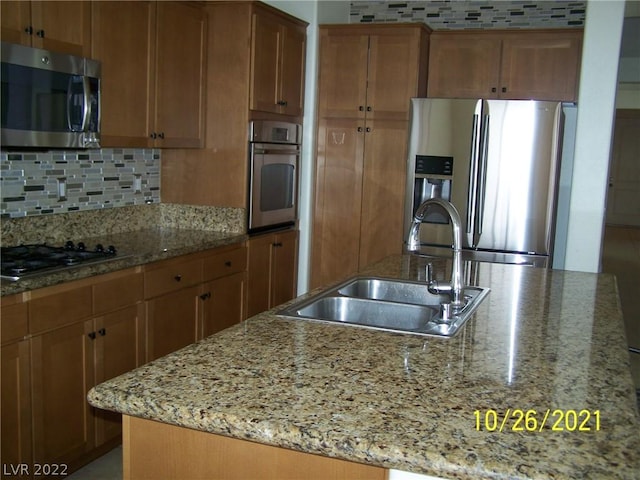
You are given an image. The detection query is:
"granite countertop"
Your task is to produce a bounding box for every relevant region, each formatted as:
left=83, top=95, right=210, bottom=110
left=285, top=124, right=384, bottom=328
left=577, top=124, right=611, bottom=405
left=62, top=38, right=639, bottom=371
left=1, top=228, right=248, bottom=296
left=88, top=254, right=640, bottom=479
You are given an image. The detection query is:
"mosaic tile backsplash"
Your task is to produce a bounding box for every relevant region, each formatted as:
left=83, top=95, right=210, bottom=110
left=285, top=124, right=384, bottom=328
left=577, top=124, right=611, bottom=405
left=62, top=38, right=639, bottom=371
left=0, top=149, right=160, bottom=218
left=349, top=1, right=586, bottom=29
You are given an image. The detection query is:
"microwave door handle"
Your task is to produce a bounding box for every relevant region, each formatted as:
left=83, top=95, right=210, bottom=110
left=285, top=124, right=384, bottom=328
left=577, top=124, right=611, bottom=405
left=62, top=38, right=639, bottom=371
left=80, top=76, right=91, bottom=132
left=66, top=77, right=74, bottom=131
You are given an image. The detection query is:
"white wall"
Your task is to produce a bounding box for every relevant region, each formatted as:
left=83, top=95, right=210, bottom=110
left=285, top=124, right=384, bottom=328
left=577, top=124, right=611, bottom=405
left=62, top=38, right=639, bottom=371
left=563, top=0, right=626, bottom=272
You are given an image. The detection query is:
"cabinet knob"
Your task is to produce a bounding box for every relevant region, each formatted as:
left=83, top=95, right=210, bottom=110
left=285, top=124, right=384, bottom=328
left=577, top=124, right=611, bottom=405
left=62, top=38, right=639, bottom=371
left=366, top=106, right=372, bottom=112
left=273, top=242, right=283, bottom=247
left=199, top=292, right=212, bottom=300
left=225, top=260, right=232, bottom=267
left=358, top=106, right=364, bottom=111
left=24, top=26, right=33, bottom=35
left=357, top=127, right=363, bottom=133
left=88, top=332, right=96, bottom=340
left=365, top=127, right=371, bottom=133
left=501, top=87, right=507, bottom=93
left=98, top=328, right=106, bottom=336
left=174, top=275, right=182, bottom=282
left=277, top=100, right=288, bottom=106
left=158, top=132, right=165, bottom=139
left=150, top=132, right=157, bottom=139
left=36, top=29, right=45, bottom=38
left=491, top=87, right=497, bottom=93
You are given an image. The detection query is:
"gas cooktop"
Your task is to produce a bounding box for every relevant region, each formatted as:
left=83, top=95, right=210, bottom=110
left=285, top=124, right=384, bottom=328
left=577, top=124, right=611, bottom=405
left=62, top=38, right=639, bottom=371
left=1, top=241, right=120, bottom=282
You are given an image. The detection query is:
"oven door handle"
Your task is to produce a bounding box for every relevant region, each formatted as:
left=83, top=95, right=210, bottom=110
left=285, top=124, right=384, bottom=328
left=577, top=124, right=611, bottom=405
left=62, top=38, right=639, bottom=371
left=252, top=147, right=300, bottom=156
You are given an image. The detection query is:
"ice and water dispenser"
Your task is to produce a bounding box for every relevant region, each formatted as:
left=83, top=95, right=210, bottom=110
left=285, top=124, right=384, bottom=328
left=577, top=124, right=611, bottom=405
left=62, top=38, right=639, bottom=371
left=411, top=155, right=454, bottom=224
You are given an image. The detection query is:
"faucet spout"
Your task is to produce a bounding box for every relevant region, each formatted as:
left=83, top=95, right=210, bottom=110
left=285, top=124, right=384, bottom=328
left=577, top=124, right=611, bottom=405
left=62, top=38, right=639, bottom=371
left=406, top=198, right=464, bottom=306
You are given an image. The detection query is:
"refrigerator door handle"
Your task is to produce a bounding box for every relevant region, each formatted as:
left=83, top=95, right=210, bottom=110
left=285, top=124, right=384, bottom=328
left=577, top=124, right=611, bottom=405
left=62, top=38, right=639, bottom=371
left=475, top=113, right=490, bottom=238
left=466, top=112, right=481, bottom=237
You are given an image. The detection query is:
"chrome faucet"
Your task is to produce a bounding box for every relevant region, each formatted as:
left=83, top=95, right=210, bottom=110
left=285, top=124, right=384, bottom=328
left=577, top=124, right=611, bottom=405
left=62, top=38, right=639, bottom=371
left=407, top=198, right=464, bottom=307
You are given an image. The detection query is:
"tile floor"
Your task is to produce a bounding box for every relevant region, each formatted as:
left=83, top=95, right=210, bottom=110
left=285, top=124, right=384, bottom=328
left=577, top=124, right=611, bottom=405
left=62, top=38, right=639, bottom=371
left=67, top=226, right=640, bottom=479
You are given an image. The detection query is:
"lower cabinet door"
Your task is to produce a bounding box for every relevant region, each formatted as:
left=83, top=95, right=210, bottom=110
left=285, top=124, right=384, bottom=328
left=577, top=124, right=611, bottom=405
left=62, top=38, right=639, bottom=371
left=94, top=304, right=145, bottom=446
left=271, top=230, right=298, bottom=308
left=31, top=321, right=95, bottom=466
left=201, top=272, right=246, bottom=338
left=1, top=340, right=32, bottom=477
left=146, top=286, right=199, bottom=362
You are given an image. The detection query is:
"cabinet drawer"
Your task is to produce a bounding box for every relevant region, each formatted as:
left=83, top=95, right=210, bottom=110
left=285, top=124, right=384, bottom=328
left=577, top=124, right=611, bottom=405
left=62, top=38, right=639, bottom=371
left=29, top=286, right=93, bottom=334
left=93, top=270, right=144, bottom=315
left=144, top=257, right=203, bottom=299
left=1, top=295, right=28, bottom=344
left=204, top=246, right=247, bottom=281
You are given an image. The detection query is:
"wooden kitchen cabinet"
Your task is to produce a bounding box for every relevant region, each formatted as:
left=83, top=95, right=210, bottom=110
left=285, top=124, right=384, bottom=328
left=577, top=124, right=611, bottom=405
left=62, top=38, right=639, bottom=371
left=1, top=295, right=31, bottom=480
left=144, top=253, right=203, bottom=361
left=250, top=6, right=306, bottom=117
left=145, top=244, right=249, bottom=359
left=1, top=0, right=91, bottom=56
left=247, top=229, right=298, bottom=317
left=145, top=285, right=200, bottom=361
left=161, top=2, right=307, bottom=208
left=200, top=245, right=248, bottom=337
left=91, top=1, right=206, bottom=148
left=201, top=273, right=246, bottom=338
left=31, top=320, right=96, bottom=467
left=318, top=26, right=427, bottom=121
left=90, top=1, right=155, bottom=148
left=428, top=29, right=583, bottom=102
left=26, top=269, right=143, bottom=472
left=311, top=25, right=429, bottom=289
left=93, top=304, right=145, bottom=446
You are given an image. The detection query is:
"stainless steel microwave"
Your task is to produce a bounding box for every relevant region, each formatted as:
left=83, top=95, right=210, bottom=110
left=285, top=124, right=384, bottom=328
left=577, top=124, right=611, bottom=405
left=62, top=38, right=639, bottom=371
left=1, top=42, right=101, bottom=149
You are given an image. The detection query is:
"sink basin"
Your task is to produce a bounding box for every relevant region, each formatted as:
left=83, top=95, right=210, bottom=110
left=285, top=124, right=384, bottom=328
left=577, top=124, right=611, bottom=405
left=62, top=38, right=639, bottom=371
left=338, top=277, right=451, bottom=305
left=277, top=276, right=490, bottom=338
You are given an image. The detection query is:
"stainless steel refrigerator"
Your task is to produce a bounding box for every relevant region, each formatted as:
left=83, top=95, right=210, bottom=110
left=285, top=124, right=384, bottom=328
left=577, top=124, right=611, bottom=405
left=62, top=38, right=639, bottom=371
left=403, top=98, right=564, bottom=268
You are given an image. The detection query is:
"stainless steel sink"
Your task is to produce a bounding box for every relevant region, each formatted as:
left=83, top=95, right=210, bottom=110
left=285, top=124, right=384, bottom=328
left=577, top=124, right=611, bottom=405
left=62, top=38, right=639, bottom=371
left=277, top=276, right=490, bottom=338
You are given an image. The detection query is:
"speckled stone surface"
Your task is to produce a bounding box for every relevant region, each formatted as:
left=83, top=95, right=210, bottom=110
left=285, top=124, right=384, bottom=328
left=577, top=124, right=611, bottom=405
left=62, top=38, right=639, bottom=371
left=0, top=203, right=246, bottom=245
left=1, top=204, right=247, bottom=296
left=88, top=255, right=640, bottom=480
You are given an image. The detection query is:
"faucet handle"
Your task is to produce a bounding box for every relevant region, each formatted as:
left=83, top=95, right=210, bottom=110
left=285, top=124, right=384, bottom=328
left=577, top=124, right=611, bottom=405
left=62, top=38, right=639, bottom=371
left=426, top=263, right=434, bottom=283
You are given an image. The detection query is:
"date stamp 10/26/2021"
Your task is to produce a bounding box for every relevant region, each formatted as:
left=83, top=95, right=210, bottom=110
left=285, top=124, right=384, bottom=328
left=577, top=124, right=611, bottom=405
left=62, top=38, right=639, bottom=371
left=474, top=409, right=601, bottom=433
left=2, top=464, right=68, bottom=477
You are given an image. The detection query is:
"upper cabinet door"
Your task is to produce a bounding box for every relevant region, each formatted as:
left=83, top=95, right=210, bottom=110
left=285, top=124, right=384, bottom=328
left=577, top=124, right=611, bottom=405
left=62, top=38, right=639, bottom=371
left=279, top=23, right=306, bottom=117
left=250, top=7, right=307, bottom=117
left=428, top=30, right=582, bottom=102
left=427, top=32, right=502, bottom=99
left=91, top=1, right=156, bottom=148
left=30, top=1, right=91, bottom=56
left=0, top=1, right=31, bottom=45
left=250, top=11, right=281, bottom=114
left=154, top=1, right=207, bottom=148
left=366, top=29, right=426, bottom=120
left=500, top=31, right=583, bottom=102
left=317, top=30, right=369, bottom=119
left=1, top=1, right=90, bottom=56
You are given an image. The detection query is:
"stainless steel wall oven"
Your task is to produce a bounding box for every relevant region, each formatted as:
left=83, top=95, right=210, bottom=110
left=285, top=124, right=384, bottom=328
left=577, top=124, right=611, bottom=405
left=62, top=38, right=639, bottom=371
left=248, top=120, right=301, bottom=233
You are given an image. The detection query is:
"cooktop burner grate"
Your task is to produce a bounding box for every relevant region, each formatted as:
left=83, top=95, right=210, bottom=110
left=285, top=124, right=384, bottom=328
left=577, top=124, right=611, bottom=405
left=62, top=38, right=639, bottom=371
left=1, top=242, right=120, bottom=281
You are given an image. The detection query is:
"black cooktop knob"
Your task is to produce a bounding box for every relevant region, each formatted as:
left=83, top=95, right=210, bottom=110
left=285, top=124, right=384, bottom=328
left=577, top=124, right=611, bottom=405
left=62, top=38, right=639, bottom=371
left=95, top=243, right=104, bottom=253
left=77, top=242, right=86, bottom=251
left=65, top=240, right=75, bottom=250
left=107, top=245, right=117, bottom=255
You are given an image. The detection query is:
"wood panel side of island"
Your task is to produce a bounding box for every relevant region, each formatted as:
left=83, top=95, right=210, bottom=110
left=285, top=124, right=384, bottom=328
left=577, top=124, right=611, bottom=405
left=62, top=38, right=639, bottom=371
left=122, top=415, right=387, bottom=480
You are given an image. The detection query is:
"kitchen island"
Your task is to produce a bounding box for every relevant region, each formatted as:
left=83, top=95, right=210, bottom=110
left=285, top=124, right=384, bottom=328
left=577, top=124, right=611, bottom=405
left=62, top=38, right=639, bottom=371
left=88, top=254, right=640, bottom=479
